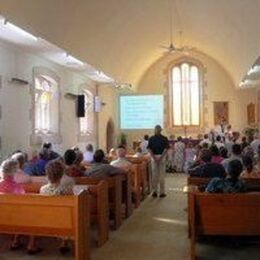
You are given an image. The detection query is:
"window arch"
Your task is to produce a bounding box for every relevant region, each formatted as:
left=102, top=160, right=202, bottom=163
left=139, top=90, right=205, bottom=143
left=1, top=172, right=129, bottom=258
left=170, top=62, right=201, bottom=127
left=31, top=67, right=61, bottom=145
left=79, top=89, right=94, bottom=135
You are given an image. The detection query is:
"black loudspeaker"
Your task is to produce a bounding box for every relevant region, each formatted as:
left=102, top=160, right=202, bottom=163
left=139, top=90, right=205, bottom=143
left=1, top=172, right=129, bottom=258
left=77, top=95, right=85, bottom=117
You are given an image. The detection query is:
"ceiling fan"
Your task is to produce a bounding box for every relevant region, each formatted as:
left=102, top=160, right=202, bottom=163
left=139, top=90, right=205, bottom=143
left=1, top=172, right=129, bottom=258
left=160, top=1, right=194, bottom=54
left=160, top=31, right=194, bottom=53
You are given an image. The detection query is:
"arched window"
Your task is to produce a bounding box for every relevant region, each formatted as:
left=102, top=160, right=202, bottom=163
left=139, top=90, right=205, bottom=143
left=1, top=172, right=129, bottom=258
left=34, top=75, right=58, bottom=133
left=79, top=90, right=94, bottom=135
left=31, top=67, right=61, bottom=145
left=171, top=62, right=200, bottom=126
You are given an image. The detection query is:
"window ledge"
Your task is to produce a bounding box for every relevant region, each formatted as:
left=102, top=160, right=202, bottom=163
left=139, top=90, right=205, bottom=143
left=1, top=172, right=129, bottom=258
left=30, top=132, right=62, bottom=146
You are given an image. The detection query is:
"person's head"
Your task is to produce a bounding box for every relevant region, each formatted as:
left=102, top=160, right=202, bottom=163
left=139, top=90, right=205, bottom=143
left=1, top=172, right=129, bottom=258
left=216, top=135, right=221, bottom=142
left=43, top=142, right=52, bottom=150
left=144, top=135, right=149, bottom=141
left=11, top=152, right=26, bottom=169
left=154, top=125, right=162, bottom=135
left=86, top=144, right=94, bottom=152
left=242, top=155, right=253, bottom=173
left=0, top=158, right=19, bottom=178
left=45, top=160, right=64, bottom=184
left=93, top=149, right=105, bottom=163
left=64, top=149, right=77, bottom=166
left=219, top=147, right=228, bottom=158
left=204, top=134, right=209, bottom=140
left=210, top=145, right=220, bottom=157
left=177, top=136, right=182, bottom=142
left=200, top=149, right=212, bottom=163
left=227, top=159, right=243, bottom=180
left=117, top=145, right=127, bottom=158
left=72, top=146, right=80, bottom=152
left=242, top=136, right=247, bottom=143
left=109, top=148, right=116, bottom=157
left=232, top=144, right=241, bottom=156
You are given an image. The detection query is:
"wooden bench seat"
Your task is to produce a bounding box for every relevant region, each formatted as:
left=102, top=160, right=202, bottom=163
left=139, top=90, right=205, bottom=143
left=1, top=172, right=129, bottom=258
left=187, top=176, right=260, bottom=191
left=75, top=175, right=130, bottom=230
left=189, top=192, right=260, bottom=260
left=22, top=178, right=109, bottom=247
left=0, top=190, right=90, bottom=260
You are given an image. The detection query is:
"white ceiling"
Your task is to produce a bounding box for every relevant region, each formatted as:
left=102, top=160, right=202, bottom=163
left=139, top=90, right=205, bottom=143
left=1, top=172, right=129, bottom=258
left=0, top=0, right=260, bottom=87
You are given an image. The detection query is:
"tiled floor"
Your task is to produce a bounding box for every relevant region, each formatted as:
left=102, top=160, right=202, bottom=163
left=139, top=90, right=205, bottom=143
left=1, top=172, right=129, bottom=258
left=0, top=174, right=259, bottom=260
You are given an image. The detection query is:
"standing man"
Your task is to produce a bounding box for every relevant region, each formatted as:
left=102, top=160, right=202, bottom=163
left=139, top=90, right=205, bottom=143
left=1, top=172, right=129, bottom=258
left=147, top=125, right=169, bottom=198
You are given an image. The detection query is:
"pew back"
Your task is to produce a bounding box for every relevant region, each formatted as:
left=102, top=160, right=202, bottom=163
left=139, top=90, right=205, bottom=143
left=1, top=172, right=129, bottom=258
left=0, top=191, right=90, bottom=260
left=189, top=192, right=260, bottom=260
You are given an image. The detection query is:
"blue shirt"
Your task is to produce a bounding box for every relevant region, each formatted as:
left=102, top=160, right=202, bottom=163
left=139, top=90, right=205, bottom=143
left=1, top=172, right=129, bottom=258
left=206, top=177, right=246, bottom=193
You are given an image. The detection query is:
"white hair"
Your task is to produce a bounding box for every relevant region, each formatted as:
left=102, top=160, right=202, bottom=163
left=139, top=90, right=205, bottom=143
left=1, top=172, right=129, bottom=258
left=0, top=158, right=19, bottom=177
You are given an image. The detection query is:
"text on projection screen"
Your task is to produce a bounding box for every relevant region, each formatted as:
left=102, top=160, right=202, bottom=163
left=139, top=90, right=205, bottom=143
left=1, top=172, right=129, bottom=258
left=120, top=95, right=164, bottom=129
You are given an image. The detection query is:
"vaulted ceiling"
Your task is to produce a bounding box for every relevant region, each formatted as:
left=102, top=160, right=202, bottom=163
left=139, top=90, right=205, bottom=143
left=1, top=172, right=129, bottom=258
left=0, top=0, right=259, bottom=87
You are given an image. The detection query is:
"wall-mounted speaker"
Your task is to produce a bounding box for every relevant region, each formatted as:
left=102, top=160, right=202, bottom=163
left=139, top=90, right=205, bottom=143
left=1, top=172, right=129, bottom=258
left=77, top=95, right=85, bottom=117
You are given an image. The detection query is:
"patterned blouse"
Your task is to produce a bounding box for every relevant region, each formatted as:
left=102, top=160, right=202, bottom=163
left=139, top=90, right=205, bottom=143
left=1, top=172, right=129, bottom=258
left=40, top=182, right=73, bottom=195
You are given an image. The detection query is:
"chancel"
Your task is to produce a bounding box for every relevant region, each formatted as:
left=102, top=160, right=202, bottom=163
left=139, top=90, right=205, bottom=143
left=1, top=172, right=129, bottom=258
left=0, top=0, right=260, bottom=259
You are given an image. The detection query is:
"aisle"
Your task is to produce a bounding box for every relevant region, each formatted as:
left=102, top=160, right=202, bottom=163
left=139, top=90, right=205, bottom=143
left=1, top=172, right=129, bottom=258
left=92, top=174, right=189, bottom=260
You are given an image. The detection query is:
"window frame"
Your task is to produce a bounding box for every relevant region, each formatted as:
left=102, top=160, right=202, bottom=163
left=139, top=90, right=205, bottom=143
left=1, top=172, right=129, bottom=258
left=30, top=67, right=62, bottom=145
left=168, top=58, right=205, bottom=130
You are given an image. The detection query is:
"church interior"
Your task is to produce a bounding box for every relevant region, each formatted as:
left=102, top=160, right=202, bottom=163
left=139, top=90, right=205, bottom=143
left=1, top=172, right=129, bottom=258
left=0, top=0, right=260, bottom=259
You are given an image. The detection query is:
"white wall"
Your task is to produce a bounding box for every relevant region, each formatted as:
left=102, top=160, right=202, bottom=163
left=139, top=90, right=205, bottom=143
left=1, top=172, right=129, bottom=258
left=0, top=41, right=97, bottom=161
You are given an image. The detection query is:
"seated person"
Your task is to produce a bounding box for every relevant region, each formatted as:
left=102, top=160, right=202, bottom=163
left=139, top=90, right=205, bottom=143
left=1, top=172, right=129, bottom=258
left=206, top=159, right=246, bottom=193
left=34, top=148, right=50, bottom=176
left=219, top=146, right=228, bottom=159
left=188, top=149, right=226, bottom=178
left=85, top=149, right=125, bottom=178
left=110, top=145, right=132, bottom=170
left=133, top=147, right=143, bottom=158
left=64, top=149, right=83, bottom=177
left=83, top=144, right=94, bottom=163
left=0, top=158, right=40, bottom=254
left=214, top=135, right=224, bottom=149
left=0, top=158, right=25, bottom=194
left=241, top=155, right=260, bottom=178
left=74, top=150, right=85, bottom=174
left=40, top=160, right=73, bottom=195
left=108, top=148, right=117, bottom=161
left=11, top=152, right=31, bottom=183
left=221, top=144, right=242, bottom=173
left=43, top=142, right=60, bottom=161
left=210, top=145, right=224, bottom=164
left=40, top=160, right=72, bottom=254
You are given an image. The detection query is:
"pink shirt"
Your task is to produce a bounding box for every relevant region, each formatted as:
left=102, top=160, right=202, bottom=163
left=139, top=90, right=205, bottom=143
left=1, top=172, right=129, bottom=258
left=0, top=176, right=25, bottom=194
left=14, top=169, right=31, bottom=184
left=211, top=156, right=224, bottom=164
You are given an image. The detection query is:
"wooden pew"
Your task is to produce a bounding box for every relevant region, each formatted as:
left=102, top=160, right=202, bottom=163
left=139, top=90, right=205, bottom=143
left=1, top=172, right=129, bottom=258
left=75, top=176, right=124, bottom=230
left=127, top=157, right=150, bottom=202
left=0, top=190, right=90, bottom=260
left=187, top=176, right=260, bottom=191
left=22, top=178, right=109, bottom=247
left=189, top=192, right=260, bottom=260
